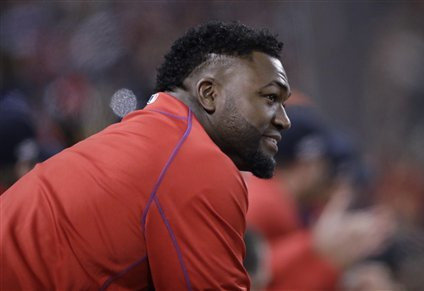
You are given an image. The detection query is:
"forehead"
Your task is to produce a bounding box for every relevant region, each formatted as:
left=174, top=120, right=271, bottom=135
left=235, top=51, right=290, bottom=93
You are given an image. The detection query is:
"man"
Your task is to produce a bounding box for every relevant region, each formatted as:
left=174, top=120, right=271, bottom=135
left=1, top=22, right=291, bottom=290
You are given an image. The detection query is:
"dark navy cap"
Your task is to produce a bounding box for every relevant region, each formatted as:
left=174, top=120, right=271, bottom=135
left=276, top=105, right=356, bottom=175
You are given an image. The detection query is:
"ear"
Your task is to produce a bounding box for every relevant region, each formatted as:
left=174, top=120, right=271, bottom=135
left=196, top=78, right=218, bottom=113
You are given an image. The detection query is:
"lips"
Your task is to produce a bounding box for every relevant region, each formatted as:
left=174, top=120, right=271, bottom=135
left=263, top=133, right=282, bottom=143
left=262, top=133, right=281, bottom=153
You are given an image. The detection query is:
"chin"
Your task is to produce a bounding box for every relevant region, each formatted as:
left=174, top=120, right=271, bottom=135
left=252, top=169, right=274, bottom=179
left=249, top=152, right=276, bottom=179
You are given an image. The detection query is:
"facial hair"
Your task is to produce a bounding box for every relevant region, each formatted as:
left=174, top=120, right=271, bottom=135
left=220, top=97, right=276, bottom=179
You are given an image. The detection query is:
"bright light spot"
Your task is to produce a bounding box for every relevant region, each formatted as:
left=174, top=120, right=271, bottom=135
left=110, top=89, right=137, bottom=118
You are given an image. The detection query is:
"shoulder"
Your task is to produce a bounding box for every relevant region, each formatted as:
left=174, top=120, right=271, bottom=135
left=147, top=110, right=249, bottom=215
left=174, top=123, right=247, bottom=194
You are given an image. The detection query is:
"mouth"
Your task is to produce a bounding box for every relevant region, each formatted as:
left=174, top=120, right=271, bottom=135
left=262, top=135, right=280, bottom=154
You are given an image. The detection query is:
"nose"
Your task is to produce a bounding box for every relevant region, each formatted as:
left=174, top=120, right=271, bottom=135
left=273, top=104, right=291, bottom=130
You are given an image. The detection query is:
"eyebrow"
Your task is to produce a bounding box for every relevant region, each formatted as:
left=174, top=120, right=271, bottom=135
left=261, top=81, right=291, bottom=96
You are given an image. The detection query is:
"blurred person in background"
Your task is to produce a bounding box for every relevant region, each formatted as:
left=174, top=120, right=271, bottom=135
left=1, top=22, right=291, bottom=290
left=360, top=163, right=424, bottom=291
left=245, top=94, right=397, bottom=290
left=0, top=92, right=40, bottom=194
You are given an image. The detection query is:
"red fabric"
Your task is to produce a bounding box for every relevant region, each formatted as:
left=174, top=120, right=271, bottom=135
left=0, top=184, right=6, bottom=194
left=246, top=175, right=299, bottom=241
left=246, top=174, right=339, bottom=290
left=1, top=93, right=250, bottom=290
left=268, top=232, right=339, bottom=290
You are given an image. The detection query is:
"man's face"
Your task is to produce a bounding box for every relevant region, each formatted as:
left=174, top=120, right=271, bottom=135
left=213, top=52, right=291, bottom=178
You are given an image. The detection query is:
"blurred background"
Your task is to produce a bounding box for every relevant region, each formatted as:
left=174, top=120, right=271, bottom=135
left=1, top=1, right=423, bottom=290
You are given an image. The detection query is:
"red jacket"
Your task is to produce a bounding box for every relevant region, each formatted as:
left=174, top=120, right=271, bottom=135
left=1, top=93, right=250, bottom=290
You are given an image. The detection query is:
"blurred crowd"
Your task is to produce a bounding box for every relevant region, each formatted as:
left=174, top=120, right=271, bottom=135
left=1, top=1, right=423, bottom=290
left=244, top=93, right=423, bottom=290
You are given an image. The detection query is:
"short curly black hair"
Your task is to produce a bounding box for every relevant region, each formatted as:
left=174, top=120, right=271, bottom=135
left=155, top=21, right=283, bottom=92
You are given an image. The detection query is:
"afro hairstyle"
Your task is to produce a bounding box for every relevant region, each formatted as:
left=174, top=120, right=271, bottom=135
left=155, top=21, right=283, bottom=92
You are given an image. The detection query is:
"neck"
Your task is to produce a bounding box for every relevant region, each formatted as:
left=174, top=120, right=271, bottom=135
left=166, top=88, right=197, bottom=114
left=166, top=88, right=246, bottom=170
left=167, top=89, right=224, bottom=146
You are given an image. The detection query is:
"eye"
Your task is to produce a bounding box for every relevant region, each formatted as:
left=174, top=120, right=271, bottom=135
left=264, top=94, right=278, bottom=104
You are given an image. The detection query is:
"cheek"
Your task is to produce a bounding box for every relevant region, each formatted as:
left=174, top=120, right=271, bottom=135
left=221, top=93, right=269, bottom=135
left=243, top=105, right=273, bottom=131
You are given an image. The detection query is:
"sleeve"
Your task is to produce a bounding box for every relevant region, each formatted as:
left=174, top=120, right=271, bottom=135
left=144, top=166, right=250, bottom=290
left=267, top=231, right=340, bottom=291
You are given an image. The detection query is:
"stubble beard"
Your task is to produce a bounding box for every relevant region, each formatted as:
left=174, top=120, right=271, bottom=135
left=220, top=98, right=276, bottom=179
